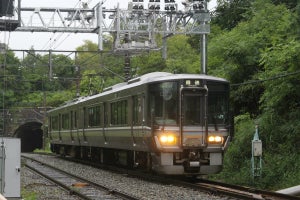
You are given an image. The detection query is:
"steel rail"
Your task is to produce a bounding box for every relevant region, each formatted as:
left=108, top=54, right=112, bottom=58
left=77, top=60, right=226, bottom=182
left=192, top=179, right=300, bottom=200
left=24, top=153, right=299, bottom=200
left=22, top=155, right=139, bottom=200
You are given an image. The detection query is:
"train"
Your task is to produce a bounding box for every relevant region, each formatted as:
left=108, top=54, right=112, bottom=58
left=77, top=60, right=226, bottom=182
left=47, top=72, right=231, bottom=175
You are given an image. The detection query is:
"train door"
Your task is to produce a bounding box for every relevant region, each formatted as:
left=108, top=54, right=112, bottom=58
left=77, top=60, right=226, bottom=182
left=102, top=102, right=108, bottom=144
left=132, top=94, right=144, bottom=146
left=70, top=111, right=74, bottom=141
left=81, top=107, right=87, bottom=142
left=58, top=114, right=62, bottom=141
left=180, top=86, right=208, bottom=147
left=75, top=110, right=79, bottom=142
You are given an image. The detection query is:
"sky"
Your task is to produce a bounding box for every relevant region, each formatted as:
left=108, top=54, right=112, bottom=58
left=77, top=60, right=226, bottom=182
left=0, top=0, right=217, bottom=57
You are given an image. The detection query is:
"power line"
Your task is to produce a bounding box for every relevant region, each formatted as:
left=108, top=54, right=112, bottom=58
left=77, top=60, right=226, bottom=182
left=230, top=70, right=300, bottom=87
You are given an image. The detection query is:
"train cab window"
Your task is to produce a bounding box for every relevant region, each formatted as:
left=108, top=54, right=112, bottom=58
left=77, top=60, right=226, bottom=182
left=149, top=82, right=178, bottom=126
left=111, top=100, right=128, bottom=126
left=88, top=106, right=101, bottom=127
left=182, top=94, right=203, bottom=125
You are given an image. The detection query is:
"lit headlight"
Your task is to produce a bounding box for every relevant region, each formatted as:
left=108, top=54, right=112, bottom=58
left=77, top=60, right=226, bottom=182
left=159, top=134, right=177, bottom=145
left=208, top=136, right=223, bottom=144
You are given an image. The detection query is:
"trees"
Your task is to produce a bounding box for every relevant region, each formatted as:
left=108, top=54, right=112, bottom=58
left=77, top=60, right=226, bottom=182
left=209, top=0, right=300, bottom=189
left=132, top=35, right=199, bottom=75
left=208, top=0, right=295, bottom=116
left=0, top=48, right=22, bottom=108
left=213, top=0, right=252, bottom=30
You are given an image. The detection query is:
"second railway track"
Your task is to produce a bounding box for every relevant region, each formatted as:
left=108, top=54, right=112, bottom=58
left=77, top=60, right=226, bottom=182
left=23, top=155, right=139, bottom=200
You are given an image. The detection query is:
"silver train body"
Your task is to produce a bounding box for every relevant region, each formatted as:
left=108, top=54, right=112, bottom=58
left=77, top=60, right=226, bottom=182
left=48, top=72, right=231, bottom=175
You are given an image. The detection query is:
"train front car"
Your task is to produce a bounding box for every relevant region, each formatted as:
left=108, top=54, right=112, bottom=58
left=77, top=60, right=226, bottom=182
left=148, top=74, right=230, bottom=175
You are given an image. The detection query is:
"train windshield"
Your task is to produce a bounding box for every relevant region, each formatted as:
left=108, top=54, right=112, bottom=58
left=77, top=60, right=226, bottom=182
left=148, top=80, right=229, bottom=127
left=149, top=81, right=179, bottom=126
left=181, top=81, right=229, bottom=126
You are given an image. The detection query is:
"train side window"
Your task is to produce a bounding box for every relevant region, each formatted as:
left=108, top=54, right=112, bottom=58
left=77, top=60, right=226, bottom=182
left=51, top=116, right=59, bottom=130
left=61, top=113, right=70, bottom=130
left=74, top=111, right=78, bottom=129
left=111, top=100, right=128, bottom=126
left=88, top=105, right=101, bottom=127
left=71, top=111, right=73, bottom=129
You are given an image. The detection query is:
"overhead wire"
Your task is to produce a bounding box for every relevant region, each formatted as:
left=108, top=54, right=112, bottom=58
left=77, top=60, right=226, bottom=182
left=41, top=32, right=56, bottom=50
left=230, top=70, right=300, bottom=88
left=40, top=1, right=72, bottom=50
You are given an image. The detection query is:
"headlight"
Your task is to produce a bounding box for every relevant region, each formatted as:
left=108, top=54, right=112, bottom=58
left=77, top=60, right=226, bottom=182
left=208, top=136, right=223, bottom=144
left=159, top=134, right=177, bottom=145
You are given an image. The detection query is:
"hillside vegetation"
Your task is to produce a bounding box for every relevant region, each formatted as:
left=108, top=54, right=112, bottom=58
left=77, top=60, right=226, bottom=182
left=0, top=0, right=299, bottom=190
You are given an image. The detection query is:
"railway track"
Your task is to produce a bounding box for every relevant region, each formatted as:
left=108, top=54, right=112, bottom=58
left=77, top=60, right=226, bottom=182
left=22, top=155, right=139, bottom=200
left=23, top=153, right=300, bottom=200
left=64, top=157, right=299, bottom=200
left=176, top=178, right=300, bottom=200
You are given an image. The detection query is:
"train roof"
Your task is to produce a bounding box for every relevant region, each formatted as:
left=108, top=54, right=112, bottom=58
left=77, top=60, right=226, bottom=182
left=48, top=72, right=228, bottom=112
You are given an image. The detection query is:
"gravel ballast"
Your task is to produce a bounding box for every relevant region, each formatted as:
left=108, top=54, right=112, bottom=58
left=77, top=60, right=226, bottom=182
left=21, top=154, right=235, bottom=200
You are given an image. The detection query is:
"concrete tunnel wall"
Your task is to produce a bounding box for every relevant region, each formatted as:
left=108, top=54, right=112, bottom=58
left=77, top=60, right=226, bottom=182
left=14, top=122, right=43, bottom=152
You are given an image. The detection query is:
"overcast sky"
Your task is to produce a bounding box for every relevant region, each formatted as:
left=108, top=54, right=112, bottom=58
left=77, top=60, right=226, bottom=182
left=0, top=0, right=216, bottom=57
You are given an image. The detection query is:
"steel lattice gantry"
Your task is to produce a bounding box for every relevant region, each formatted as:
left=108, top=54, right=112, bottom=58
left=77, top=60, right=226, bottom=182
left=15, top=1, right=210, bottom=52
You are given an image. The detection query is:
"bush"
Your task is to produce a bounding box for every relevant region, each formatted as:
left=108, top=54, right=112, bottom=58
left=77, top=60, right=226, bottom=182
left=211, top=111, right=300, bottom=191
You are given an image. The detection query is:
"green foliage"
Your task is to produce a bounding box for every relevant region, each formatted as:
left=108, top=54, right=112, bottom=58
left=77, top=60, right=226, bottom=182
left=80, top=70, right=104, bottom=96
left=21, top=190, right=37, bottom=200
left=254, top=110, right=300, bottom=189
left=213, top=111, right=300, bottom=190
left=132, top=34, right=200, bottom=75
left=208, top=0, right=295, bottom=116
left=165, top=35, right=200, bottom=73
left=212, top=114, right=254, bottom=184
left=271, top=0, right=298, bottom=9
left=132, top=51, right=166, bottom=75
left=210, top=0, right=300, bottom=190
left=213, top=0, right=252, bottom=30
left=259, top=40, right=300, bottom=115
left=45, top=91, right=75, bottom=107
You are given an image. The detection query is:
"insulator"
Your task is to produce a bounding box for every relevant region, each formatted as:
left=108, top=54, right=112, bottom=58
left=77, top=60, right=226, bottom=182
left=193, top=3, right=204, bottom=10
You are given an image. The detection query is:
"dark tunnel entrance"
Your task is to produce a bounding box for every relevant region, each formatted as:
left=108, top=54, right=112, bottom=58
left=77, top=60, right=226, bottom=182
left=14, top=122, right=43, bottom=152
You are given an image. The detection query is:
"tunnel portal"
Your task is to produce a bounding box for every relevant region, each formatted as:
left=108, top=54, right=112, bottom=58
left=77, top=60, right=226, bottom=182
left=14, top=122, right=43, bottom=152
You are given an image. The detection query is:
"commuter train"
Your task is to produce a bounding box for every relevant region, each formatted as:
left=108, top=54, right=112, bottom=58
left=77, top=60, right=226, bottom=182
left=48, top=72, right=231, bottom=175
